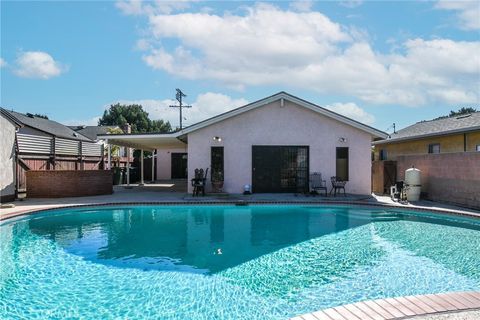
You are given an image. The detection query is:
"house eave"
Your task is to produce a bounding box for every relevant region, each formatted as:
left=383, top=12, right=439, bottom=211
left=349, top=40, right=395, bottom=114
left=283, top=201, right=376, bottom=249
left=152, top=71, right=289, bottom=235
left=373, top=125, right=480, bottom=145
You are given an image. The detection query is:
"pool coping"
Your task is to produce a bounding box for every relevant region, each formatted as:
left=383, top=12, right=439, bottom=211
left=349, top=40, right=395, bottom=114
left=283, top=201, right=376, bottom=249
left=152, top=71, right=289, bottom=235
left=1, top=200, right=479, bottom=223
left=290, top=291, right=480, bottom=320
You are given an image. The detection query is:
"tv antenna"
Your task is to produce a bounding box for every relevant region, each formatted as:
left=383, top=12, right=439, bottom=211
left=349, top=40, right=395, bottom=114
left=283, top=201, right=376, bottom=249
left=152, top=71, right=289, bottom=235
left=169, top=88, right=192, bottom=130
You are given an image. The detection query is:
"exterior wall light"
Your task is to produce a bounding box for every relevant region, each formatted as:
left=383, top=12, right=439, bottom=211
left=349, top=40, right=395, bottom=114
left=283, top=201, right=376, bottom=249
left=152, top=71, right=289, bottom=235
left=213, top=136, right=222, bottom=142
left=339, top=137, right=347, bottom=143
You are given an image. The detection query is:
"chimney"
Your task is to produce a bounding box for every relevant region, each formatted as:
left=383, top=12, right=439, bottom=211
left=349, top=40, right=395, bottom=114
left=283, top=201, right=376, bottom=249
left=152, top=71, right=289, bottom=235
left=122, top=123, right=131, bottom=134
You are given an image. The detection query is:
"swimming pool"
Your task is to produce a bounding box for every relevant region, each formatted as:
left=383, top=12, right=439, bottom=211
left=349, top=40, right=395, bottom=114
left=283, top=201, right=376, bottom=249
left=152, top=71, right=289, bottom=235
left=1, top=205, right=479, bottom=319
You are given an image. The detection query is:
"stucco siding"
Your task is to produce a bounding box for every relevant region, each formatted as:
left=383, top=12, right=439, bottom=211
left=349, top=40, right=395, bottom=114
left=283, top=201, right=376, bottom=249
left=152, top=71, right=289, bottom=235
left=156, top=146, right=188, bottom=179
left=374, top=130, right=480, bottom=161
left=0, top=115, right=17, bottom=201
left=187, top=99, right=373, bottom=194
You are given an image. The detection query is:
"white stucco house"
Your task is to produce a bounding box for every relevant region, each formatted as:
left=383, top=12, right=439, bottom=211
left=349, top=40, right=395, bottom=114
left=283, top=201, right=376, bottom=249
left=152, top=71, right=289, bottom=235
left=0, top=109, right=22, bottom=202
left=100, top=92, right=388, bottom=195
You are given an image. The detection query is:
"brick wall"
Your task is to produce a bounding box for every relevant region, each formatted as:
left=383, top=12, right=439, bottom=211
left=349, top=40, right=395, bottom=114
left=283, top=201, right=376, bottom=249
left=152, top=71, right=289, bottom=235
left=26, top=170, right=113, bottom=198
left=396, top=152, right=480, bottom=209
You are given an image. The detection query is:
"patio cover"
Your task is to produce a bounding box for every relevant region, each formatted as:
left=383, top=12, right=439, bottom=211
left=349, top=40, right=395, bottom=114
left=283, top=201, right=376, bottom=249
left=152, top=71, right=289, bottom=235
left=97, top=133, right=185, bottom=151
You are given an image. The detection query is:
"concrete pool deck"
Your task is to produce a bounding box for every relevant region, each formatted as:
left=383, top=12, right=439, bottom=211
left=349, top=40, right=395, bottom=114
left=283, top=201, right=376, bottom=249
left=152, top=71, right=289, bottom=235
left=1, top=183, right=479, bottom=220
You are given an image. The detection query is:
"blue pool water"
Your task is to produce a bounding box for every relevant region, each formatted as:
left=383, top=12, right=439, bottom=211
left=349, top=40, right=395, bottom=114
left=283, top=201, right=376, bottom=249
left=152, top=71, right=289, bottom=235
left=0, top=205, right=479, bottom=319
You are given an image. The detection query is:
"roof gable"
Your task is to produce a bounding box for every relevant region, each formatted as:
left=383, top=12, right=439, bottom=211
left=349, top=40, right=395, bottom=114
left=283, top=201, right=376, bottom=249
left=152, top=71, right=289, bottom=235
left=179, top=92, right=387, bottom=138
left=4, top=109, right=92, bottom=141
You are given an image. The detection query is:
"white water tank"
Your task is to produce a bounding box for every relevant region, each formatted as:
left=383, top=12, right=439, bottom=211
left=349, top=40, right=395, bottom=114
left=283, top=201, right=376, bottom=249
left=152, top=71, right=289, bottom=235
left=405, top=166, right=421, bottom=201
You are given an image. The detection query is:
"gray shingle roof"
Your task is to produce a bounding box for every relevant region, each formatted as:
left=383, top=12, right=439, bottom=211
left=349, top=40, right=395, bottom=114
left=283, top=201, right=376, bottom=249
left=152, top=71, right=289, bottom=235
left=3, top=109, right=92, bottom=142
left=377, top=112, right=480, bottom=144
left=68, top=125, right=120, bottom=141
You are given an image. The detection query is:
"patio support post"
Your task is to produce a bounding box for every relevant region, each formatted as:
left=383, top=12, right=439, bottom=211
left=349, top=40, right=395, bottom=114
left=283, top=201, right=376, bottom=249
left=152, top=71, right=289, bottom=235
left=126, top=148, right=130, bottom=186
left=151, top=150, right=155, bottom=182
left=140, top=149, right=144, bottom=186
left=107, top=139, right=111, bottom=170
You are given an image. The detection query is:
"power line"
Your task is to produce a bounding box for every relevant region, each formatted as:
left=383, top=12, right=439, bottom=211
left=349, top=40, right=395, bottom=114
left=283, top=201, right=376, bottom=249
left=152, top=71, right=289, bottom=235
left=169, top=88, right=192, bottom=130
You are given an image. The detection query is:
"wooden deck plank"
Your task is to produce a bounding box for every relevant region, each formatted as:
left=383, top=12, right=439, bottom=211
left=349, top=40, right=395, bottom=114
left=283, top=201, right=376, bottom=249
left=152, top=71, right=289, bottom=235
left=352, top=301, right=386, bottom=320
left=464, top=291, right=480, bottom=303
left=384, top=298, right=416, bottom=317
left=457, top=292, right=480, bottom=305
left=372, top=299, right=405, bottom=318
left=334, top=305, right=361, bottom=319
left=418, top=294, right=449, bottom=312
left=323, top=308, right=348, bottom=320
left=404, top=295, right=437, bottom=314
left=436, top=293, right=470, bottom=309
left=393, top=297, right=426, bottom=315
left=362, top=300, right=395, bottom=319
left=449, top=292, right=480, bottom=308
left=343, top=303, right=374, bottom=320
left=301, top=313, right=319, bottom=320
left=424, top=294, right=458, bottom=311
left=290, top=291, right=480, bottom=320
left=310, top=310, right=335, bottom=320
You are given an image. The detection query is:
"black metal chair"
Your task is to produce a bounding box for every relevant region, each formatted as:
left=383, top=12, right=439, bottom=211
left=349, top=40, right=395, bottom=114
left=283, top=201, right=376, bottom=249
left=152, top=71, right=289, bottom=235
left=191, top=168, right=208, bottom=196
left=309, top=172, right=328, bottom=196
left=330, top=176, right=347, bottom=197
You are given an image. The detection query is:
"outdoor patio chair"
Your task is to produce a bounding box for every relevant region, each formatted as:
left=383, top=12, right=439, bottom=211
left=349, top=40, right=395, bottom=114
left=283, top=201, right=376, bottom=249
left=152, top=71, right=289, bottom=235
left=330, top=176, right=347, bottom=197
left=191, top=168, right=208, bottom=196
left=309, top=172, right=328, bottom=196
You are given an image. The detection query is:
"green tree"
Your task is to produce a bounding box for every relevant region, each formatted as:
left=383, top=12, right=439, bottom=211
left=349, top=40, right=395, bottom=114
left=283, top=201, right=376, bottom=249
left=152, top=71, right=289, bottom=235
left=98, top=103, right=171, bottom=133
left=435, top=107, right=478, bottom=120
left=151, top=119, right=172, bottom=133
left=27, top=113, right=49, bottom=119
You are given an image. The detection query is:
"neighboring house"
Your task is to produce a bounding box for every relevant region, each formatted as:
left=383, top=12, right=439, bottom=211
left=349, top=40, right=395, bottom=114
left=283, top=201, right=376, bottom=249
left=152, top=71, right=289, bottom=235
left=373, top=112, right=480, bottom=161
left=100, top=92, right=388, bottom=194
left=0, top=108, right=104, bottom=195
left=69, top=125, right=133, bottom=167
left=372, top=112, right=480, bottom=209
left=0, top=110, right=22, bottom=202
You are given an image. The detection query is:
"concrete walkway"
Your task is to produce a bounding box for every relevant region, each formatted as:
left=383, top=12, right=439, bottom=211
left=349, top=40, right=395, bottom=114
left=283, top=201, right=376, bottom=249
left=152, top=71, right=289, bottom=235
left=1, top=184, right=479, bottom=220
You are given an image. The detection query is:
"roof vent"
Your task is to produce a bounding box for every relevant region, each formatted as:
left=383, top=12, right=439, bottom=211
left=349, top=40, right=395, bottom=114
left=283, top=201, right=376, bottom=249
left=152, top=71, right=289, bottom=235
left=456, top=114, right=472, bottom=119
left=73, top=132, right=78, bottom=137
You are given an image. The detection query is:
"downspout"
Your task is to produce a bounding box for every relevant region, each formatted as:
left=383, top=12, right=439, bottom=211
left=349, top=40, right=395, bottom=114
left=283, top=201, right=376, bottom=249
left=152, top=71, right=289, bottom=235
left=463, top=133, right=467, bottom=152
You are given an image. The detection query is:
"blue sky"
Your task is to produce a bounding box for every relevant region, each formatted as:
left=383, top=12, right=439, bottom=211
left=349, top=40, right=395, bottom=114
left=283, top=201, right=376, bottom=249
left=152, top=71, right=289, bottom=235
left=1, top=0, right=479, bottom=133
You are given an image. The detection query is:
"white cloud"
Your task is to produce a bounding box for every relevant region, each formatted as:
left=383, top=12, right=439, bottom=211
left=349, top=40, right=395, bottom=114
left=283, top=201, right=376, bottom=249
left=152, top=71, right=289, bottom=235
left=435, top=0, right=480, bottom=30
left=0, top=58, right=6, bottom=68
left=340, top=0, right=363, bottom=8
left=111, top=92, right=248, bottom=128
left=289, top=0, right=314, bottom=12
left=127, top=3, right=480, bottom=107
left=62, top=116, right=100, bottom=126
left=13, top=51, right=66, bottom=79
left=325, top=102, right=375, bottom=125
left=116, top=0, right=193, bottom=16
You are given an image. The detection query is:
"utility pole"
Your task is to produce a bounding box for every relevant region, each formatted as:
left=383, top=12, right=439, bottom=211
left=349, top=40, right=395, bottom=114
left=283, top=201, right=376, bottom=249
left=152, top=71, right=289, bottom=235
left=169, top=88, right=192, bottom=130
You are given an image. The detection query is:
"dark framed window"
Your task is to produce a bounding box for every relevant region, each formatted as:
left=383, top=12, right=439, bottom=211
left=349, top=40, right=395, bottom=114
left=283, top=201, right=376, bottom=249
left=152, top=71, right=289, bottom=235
left=379, top=149, right=387, bottom=161
left=252, top=146, right=309, bottom=193
left=428, top=143, right=440, bottom=154
left=211, top=147, right=224, bottom=181
left=336, top=147, right=349, bottom=181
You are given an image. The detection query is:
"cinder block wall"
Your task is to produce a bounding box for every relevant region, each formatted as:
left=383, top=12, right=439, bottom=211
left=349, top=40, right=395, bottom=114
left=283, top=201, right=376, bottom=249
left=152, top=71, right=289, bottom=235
left=396, top=152, right=480, bottom=209
left=27, top=170, right=113, bottom=198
